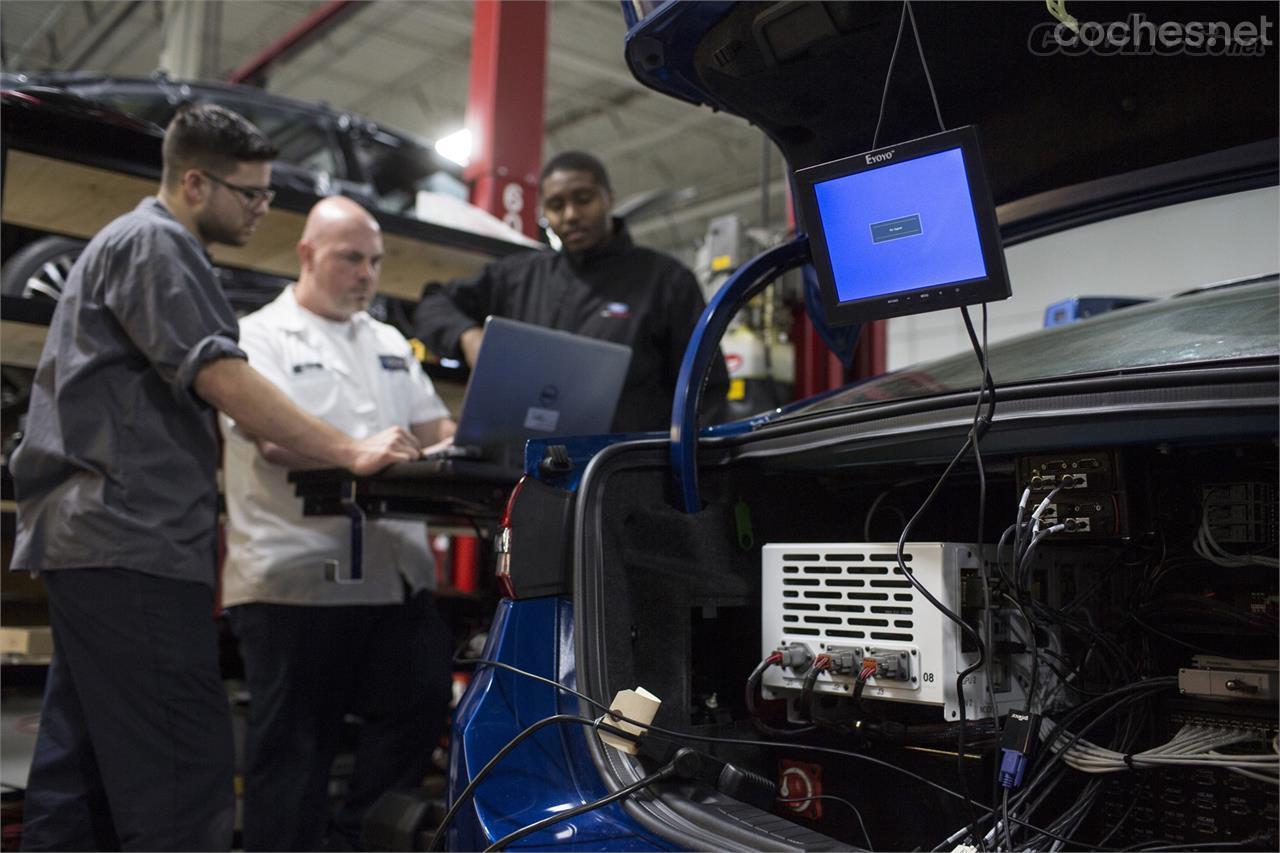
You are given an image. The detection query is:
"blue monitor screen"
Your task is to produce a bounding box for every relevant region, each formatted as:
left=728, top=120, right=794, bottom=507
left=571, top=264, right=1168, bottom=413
left=812, top=147, right=988, bottom=304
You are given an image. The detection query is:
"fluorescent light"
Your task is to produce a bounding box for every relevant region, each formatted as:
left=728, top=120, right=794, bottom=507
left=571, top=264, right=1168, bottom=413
left=435, top=128, right=472, bottom=167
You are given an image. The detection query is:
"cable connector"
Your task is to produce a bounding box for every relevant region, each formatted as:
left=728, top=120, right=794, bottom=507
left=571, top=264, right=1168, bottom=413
left=775, top=643, right=813, bottom=671
left=828, top=648, right=858, bottom=674
left=998, top=709, right=1041, bottom=789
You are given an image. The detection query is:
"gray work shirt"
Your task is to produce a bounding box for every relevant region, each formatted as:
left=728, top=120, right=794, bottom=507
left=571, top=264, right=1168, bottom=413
left=9, top=197, right=247, bottom=586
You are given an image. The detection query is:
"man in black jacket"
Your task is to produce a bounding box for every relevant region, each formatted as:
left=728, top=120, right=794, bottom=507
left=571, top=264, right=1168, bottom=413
left=413, top=151, right=727, bottom=433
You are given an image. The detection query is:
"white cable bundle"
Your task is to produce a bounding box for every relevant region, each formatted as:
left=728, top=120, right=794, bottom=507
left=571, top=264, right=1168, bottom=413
left=1193, top=506, right=1279, bottom=568
left=1042, top=721, right=1279, bottom=783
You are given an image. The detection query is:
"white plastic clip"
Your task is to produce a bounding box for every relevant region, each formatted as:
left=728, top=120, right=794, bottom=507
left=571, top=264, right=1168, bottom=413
left=598, top=687, right=661, bottom=755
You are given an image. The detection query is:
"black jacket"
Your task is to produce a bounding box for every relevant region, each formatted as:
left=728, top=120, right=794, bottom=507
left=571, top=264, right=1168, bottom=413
left=414, top=221, right=728, bottom=433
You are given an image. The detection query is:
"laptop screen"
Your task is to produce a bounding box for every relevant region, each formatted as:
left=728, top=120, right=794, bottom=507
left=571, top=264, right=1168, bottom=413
left=450, top=317, right=633, bottom=468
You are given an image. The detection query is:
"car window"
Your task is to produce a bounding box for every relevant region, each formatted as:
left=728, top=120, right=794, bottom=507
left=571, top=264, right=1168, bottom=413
left=77, top=88, right=342, bottom=182
left=349, top=127, right=463, bottom=216
left=229, top=102, right=340, bottom=179
left=790, top=278, right=1280, bottom=417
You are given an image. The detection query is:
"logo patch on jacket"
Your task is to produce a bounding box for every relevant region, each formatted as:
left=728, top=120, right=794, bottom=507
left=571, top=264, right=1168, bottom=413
left=600, top=302, right=631, bottom=318
left=292, top=362, right=324, bottom=374
left=378, top=355, right=409, bottom=372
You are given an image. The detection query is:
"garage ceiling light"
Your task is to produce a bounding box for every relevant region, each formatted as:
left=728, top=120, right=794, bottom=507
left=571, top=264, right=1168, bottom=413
left=435, top=128, right=472, bottom=167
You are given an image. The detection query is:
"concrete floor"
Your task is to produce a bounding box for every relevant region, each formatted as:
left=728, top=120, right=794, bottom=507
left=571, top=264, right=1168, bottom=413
left=0, top=678, right=43, bottom=793
left=0, top=676, right=385, bottom=848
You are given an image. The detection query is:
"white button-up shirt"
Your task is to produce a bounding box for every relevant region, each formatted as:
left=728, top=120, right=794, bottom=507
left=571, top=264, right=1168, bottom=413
left=220, top=286, right=450, bottom=606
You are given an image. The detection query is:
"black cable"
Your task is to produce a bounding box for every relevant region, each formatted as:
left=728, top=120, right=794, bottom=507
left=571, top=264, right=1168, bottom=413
left=1001, top=592, right=1040, bottom=708
left=852, top=672, right=869, bottom=715
left=1002, top=788, right=1015, bottom=852
left=640, top=730, right=1116, bottom=850
left=963, top=303, right=1004, bottom=820
left=1015, top=679, right=1177, bottom=813
left=1027, top=599, right=1138, bottom=686
left=801, top=664, right=823, bottom=721
left=885, top=304, right=990, bottom=846
left=1031, top=678, right=1174, bottom=775
left=1015, top=691, right=1152, bottom=849
left=459, top=658, right=1118, bottom=851
left=960, top=303, right=995, bottom=427
left=483, top=766, right=675, bottom=851
left=746, top=656, right=817, bottom=736
left=1038, top=655, right=1112, bottom=698
left=870, top=30, right=986, bottom=841
left=995, top=679, right=1173, bottom=847
left=894, top=432, right=986, bottom=846
left=425, top=713, right=637, bottom=851
left=870, top=1, right=909, bottom=150
left=994, top=521, right=1020, bottom=588
left=1017, top=523, right=1061, bottom=591
left=777, top=795, right=873, bottom=851
left=455, top=657, right=599, bottom=707
left=905, top=0, right=945, bottom=134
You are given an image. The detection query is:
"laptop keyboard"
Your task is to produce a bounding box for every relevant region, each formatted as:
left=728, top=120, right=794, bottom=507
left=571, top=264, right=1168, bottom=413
left=420, top=444, right=484, bottom=462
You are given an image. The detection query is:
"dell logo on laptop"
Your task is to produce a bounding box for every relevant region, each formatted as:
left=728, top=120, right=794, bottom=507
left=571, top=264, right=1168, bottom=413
left=866, top=149, right=895, bottom=165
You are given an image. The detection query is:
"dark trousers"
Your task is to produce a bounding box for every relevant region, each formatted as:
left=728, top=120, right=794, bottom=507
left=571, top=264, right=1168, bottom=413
left=226, top=590, right=452, bottom=852
left=20, top=568, right=235, bottom=852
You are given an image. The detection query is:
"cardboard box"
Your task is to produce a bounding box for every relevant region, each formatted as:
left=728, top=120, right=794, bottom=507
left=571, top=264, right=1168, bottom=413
left=0, top=626, right=54, bottom=658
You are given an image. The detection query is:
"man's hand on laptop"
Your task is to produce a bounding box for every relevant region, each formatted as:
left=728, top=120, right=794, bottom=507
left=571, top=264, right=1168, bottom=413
left=349, top=426, right=421, bottom=475
left=460, top=327, right=484, bottom=367
left=420, top=435, right=456, bottom=458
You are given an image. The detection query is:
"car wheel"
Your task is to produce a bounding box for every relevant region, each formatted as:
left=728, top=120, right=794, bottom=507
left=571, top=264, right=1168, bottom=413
left=1, top=236, right=87, bottom=302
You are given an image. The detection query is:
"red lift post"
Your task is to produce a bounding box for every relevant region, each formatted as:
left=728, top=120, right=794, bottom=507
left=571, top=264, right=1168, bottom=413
left=451, top=0, right=549, bottom=591
left=463, top=0, right=549, bottom=239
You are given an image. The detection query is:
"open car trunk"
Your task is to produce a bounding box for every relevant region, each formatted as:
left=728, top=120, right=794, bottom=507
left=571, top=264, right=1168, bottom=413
left=570, top=283, right=1279, bottom=850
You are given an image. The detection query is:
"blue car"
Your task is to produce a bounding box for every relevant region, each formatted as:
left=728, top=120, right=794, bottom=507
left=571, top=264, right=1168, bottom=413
left=445, top=2, right=1279, bottom=851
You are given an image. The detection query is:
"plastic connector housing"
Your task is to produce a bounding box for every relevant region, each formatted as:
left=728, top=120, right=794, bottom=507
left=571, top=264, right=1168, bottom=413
left=999, top=709, right=1041, bottom=789
left=861, top=646, right=910, bottom=681
left=827, top=647, right=858, bottom=674
left=775, top=642, right=813, bottom=671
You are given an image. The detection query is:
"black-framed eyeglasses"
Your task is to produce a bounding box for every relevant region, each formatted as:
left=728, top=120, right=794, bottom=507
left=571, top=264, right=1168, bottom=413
left=200, top=170, right=275, bottom=206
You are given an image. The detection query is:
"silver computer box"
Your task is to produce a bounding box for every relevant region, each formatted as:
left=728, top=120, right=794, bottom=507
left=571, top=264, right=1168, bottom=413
left=760, top=542, right=1032, bottom=721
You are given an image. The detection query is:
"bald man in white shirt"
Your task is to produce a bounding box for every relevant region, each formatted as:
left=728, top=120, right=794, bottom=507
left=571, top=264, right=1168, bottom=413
left=220, top=196, right=455, bottom=851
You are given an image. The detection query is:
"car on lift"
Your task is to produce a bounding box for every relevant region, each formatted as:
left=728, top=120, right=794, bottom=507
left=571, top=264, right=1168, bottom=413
left=1, top=71, right=465, bottom=310
left=436, top=2, right=1279, bottom=851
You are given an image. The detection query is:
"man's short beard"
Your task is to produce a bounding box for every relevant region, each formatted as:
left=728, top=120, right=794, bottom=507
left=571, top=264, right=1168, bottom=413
left=197, top=210, right=250, bottom=247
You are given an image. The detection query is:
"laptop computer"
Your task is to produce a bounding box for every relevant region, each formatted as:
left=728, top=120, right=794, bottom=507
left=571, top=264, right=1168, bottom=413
left=422, top=316, right=632, bottom=473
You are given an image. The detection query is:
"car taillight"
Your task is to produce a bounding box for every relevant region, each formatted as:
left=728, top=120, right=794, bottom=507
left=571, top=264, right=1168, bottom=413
left=494, top=476, right=528, bottom=599
left=2, top=90, right=43, bottom=105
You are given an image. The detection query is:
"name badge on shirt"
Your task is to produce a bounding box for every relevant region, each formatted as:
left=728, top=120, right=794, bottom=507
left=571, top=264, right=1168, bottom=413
left=378, top=355, right=409, bottom=372
left=292, top=362, right=325, bottom=374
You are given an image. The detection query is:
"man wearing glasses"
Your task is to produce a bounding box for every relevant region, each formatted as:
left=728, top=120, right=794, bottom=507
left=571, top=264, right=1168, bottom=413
left=413, top=150, right=728, bottom=433
left=10, top=104, right=421, bottom=851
